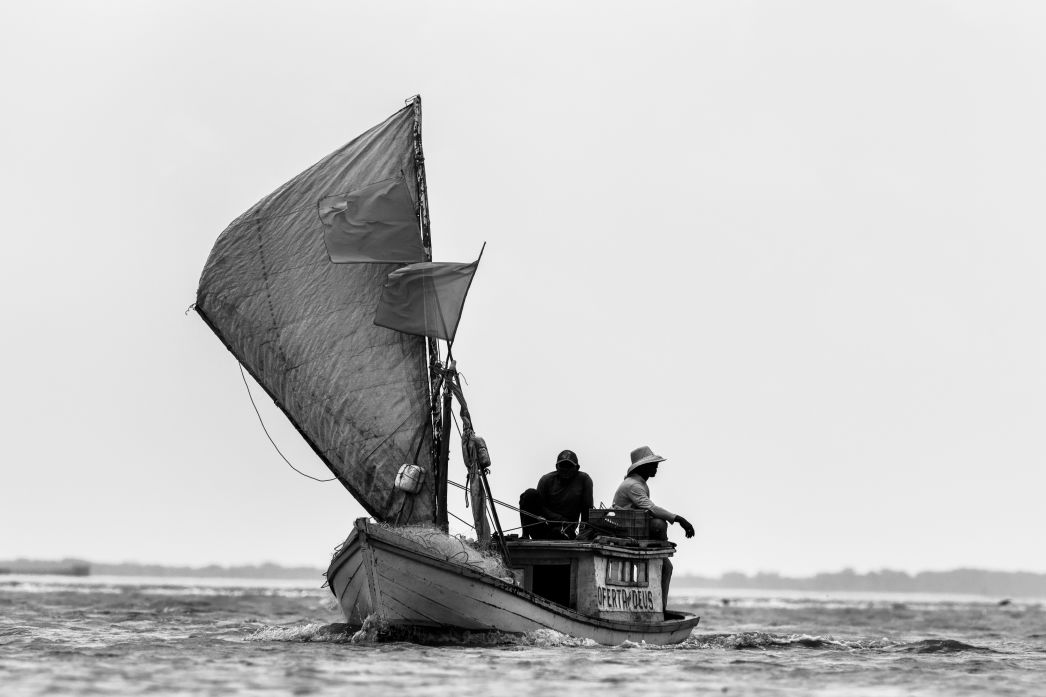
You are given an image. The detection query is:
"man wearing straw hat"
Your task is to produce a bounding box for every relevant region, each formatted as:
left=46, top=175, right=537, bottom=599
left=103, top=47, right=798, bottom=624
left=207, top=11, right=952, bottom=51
left=612, top=445, right=695, bottom=610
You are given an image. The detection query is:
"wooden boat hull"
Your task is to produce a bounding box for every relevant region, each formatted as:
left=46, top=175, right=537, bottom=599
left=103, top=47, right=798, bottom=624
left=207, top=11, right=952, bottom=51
left=326, top=520, right=699, bottom=645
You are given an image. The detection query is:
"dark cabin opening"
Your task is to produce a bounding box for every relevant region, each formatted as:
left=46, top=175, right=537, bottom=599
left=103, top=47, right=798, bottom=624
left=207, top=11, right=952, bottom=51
left=531, top=564, right=572, bottom=608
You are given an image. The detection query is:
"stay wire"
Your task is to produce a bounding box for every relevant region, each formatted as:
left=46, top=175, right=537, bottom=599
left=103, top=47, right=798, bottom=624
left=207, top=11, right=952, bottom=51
left=448, top=509, right=475, bottom=530
left=447, top=478, right=601, bottom=535
left=447, top=478, right=528, bottom=517
left=238, top=363, right=336, bottom=483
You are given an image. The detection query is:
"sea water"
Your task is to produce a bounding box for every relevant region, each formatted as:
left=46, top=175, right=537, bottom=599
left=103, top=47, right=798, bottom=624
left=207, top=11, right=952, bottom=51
left=2, top=575, right=1043, bottom=696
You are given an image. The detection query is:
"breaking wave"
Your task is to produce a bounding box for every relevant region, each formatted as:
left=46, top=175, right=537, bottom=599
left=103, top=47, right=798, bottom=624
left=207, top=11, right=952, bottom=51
left=246, top=622, right=991, bottom=654
left=687, top=632, right=898, bottom=651
left=893, top=638, right=996, bottom=654
left=246, top=615, right=525, bottom=646
left=245, top=623, right=344, bottom=643
left=518, top=628, right=600, bottom=647
left=682, top=632, right=994, bottom=653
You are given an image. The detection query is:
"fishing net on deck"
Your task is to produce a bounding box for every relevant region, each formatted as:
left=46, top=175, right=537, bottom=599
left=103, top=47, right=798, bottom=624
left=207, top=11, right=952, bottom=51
left=382, top=524, right=513, bottom=580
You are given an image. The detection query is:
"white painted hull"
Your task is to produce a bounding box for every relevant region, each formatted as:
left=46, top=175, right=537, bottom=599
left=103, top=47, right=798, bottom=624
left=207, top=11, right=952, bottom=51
left=326, top=520, right=699, bottom=645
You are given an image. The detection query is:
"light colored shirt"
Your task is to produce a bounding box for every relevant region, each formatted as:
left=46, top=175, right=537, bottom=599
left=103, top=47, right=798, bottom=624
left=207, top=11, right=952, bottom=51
left=611, top=475, right=676, bottom=522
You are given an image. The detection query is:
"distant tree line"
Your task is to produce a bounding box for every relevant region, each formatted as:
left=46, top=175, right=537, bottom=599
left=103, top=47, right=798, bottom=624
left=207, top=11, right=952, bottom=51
left=5, top=559, right=1044, bottom=597
left=0, top=558, right=323, bottom=580
left=674, top=568, right=1046, bottom=598
left=90, top=561, right=326, bottom=580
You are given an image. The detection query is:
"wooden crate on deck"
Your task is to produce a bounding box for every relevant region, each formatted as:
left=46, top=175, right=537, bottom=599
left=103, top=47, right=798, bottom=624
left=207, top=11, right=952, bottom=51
left=587, top=508, right=651, bottom=539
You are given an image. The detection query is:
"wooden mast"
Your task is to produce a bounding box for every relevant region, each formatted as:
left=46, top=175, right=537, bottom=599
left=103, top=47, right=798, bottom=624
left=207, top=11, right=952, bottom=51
left=409, top=95, right=444, bottom=527
left=436, top=362, right=454, bottom=532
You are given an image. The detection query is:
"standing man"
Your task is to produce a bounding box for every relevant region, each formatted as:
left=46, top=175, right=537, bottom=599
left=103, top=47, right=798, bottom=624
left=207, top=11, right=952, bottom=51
left=519, top=449, right=594, bottom=540
left=612, top=445, right=695, bottom=610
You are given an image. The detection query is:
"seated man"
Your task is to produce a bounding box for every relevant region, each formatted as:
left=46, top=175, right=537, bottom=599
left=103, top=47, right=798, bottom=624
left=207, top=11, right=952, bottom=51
left=612, top=445, right=695, bottom=611
left=519, top=450, right=594, bottom=540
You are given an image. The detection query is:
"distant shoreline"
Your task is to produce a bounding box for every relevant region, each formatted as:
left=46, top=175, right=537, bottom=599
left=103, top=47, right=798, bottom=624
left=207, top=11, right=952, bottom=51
left=673, top=568, right=1046, bottom=599
left=0, top=559, right=323, bottom=581
left=3, top=559, right=1044, bottom=597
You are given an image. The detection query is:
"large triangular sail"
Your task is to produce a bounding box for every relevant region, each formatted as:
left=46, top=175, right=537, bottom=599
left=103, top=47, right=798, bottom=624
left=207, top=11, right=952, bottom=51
left=195, top=99, right=437, bottom=524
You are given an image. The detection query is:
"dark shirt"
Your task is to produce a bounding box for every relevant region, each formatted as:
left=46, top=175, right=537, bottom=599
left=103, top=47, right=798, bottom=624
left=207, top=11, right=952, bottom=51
left=536, top=470, right=594, bottom=523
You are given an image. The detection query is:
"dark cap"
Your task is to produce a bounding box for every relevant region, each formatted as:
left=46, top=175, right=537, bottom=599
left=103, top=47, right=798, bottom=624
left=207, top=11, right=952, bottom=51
left=555, top=449, right=579, bottom=468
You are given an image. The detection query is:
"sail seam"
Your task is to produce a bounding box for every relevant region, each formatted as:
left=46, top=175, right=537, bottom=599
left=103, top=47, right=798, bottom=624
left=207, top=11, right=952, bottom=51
left=253, top=219, right=292, bottom=374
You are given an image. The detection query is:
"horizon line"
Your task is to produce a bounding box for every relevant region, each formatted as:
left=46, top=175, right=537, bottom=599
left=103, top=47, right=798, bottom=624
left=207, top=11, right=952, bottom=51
left=3, top=558, right=1046, bottom=579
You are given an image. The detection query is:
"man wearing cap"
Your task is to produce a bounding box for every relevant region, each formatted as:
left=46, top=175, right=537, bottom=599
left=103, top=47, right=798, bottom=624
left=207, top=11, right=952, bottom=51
left=612, top=445, right=695, bottom=610
left=518, top=450, right=594, bottom=540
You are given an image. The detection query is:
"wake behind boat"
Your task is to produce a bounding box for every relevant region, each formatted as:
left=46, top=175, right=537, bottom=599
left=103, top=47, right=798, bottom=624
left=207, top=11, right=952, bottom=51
left=195, top=96, right=699, bottom=644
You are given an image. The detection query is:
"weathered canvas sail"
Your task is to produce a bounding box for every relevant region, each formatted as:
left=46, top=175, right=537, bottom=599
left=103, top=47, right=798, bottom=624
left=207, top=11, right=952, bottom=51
left=195, top=101, right=436, bottom=524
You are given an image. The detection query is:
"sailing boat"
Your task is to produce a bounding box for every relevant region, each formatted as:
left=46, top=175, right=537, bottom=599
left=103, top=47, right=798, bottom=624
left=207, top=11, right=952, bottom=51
left=195, top=96, right=700, bottom=645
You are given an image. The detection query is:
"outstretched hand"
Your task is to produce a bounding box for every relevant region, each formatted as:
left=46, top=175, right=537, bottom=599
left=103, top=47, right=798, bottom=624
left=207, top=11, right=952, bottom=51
left=674, top=515, right=695, bottom=539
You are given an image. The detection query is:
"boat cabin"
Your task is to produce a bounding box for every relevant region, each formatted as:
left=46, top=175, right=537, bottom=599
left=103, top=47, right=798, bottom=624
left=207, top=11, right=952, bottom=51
left=504, top=536, right=675, bottom=623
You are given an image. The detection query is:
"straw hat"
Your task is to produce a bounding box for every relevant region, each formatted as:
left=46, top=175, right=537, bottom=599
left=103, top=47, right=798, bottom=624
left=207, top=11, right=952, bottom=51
left=626, top=445, right=666, bottom=475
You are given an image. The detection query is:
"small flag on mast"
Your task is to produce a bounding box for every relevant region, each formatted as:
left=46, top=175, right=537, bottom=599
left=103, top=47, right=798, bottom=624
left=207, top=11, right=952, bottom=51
left=374, top=259, right=480, bottom=342
left=319, top=177, right=426, bottom=263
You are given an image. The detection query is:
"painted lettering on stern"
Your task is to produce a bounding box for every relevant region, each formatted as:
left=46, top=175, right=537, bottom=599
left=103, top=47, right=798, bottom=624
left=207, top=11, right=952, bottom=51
left=595, top=584, right=656, bottom=612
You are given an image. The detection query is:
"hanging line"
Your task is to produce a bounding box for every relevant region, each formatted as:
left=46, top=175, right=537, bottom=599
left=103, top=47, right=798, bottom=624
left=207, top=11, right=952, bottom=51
left=238, top=363, right=336, bottom=483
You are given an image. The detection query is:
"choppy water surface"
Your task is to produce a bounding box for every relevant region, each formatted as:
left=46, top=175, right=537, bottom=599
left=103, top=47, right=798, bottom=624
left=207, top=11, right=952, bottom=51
left=1, top=576, right=1043, bottom=695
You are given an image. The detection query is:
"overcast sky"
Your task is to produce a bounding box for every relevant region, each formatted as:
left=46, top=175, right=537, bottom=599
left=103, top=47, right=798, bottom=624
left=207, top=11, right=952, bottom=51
left=2, top=1, right=1044, bottom=577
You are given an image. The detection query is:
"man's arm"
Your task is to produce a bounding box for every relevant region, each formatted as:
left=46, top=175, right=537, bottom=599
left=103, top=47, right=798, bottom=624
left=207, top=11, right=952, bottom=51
left=623, top=480, right=677, bottom=522
left=674, top=515, right=696, bottom=538
left=580, top=473, right=594, bottom=524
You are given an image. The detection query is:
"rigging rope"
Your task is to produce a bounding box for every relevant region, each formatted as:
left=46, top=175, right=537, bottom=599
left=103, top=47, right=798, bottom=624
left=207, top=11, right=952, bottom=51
left=447, top=478, right=528, bottom=517
left=448, top=509, right=475, bottom=530
left=447, top=478, right=611, bottom=536
left=448, top=406, right=474, bottom=508
left=238, top=363, right=336, bottom=483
